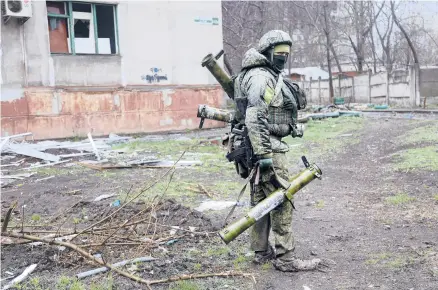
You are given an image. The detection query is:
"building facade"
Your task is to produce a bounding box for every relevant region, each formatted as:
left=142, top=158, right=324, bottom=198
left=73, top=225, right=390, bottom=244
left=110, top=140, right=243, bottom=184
left=1, top=0, right=225, bottom=140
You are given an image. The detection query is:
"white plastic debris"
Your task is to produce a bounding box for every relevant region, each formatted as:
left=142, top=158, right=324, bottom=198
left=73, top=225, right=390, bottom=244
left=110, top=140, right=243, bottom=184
left=194, top=201, right=236, bottom=212
left=94, top=194, right=117, bottom=202
left=2, top=264, right=37, bottom=290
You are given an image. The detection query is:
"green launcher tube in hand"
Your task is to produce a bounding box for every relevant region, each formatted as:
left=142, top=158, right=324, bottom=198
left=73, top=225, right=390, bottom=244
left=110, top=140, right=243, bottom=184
left=219, top=157, right=322, bottom=244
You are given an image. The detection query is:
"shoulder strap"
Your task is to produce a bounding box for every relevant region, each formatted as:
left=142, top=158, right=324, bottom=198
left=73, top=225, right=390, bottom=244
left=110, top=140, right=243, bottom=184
left=270, top=73, right=284, bottom=107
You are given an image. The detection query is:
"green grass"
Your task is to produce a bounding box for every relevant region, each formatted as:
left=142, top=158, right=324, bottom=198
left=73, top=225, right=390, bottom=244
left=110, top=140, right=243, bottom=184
left=365, top=252, right=414, bottom=269
left=284, top=116, right=365, bottom=161
left=169, top=281, right=202, bottom=290
left=433, top=194, right=438, bottom=201
left=315, top=200, right=325, bottom=209
left=12, top=275, right=113, bottom=290
left=112, top=139, right=221, bottom=158
left=398, top=124, right=438, bottom=145
left=385, top=193, right=416, bottom=205
left=393, top=146, right=438, bottom=171
left=233, top=254, right=251, bottom=270
left=261, top=262, right=273, bottom=270
left=205, top=246, right=230, bottom=257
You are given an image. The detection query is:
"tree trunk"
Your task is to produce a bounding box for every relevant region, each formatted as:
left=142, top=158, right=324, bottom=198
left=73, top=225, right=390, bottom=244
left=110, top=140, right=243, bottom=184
left=370, top=27, right=378, bottom=73
left=330, top=43, right=343, bottom=73
left=323, top=4, right=334, bottom=103
left=223, top=53, right=234, bottom=75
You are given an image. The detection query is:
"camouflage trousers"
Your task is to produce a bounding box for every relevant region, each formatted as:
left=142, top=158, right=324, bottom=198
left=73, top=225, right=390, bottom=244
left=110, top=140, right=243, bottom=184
left=250, top=152, right=295, bottom=256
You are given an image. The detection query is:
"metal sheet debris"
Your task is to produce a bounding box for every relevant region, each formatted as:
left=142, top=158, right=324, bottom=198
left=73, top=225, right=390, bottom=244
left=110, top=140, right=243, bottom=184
left=87, top=132, right=102, bottom=161
left=7, top=143, right=60, bottom=162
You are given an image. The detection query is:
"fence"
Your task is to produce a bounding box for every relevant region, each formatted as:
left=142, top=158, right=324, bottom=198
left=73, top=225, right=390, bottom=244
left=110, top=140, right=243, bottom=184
left=298, top=65, right=438, bottom=108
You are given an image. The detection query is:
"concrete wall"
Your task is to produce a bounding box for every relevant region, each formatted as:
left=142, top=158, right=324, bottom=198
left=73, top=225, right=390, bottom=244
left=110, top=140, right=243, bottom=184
left=420, top=67, right=438, bottom=105
left=1, top=1, right=226, bottom=139
left=1, top=1, right=223, bottom=88
left=1, top=86, right=225, bottom=140
left=302, top=69, right=414, bottom=107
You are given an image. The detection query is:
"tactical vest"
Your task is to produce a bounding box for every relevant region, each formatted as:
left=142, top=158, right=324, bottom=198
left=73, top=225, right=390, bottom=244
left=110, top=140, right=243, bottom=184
left=233, top=67, right=306, bottom=134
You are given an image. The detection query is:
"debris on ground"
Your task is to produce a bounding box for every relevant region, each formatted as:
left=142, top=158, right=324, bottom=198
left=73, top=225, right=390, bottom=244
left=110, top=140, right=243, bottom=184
left=0, top=131, right=209, bottom=188
left=76, top=256, right=156, bottom=279
left=195, top=200, right=237, bottom=212
left=2, top=264, right=37, bottom=290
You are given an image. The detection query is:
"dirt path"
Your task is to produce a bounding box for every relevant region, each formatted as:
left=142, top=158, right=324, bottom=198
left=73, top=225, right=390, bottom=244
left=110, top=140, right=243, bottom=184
left=256, top=118, right=438, bottom=290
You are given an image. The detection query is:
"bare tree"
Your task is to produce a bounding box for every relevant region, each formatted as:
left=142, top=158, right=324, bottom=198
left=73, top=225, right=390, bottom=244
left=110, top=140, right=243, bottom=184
left=390, top=0, right=419, bottom=64
left=375, top=5, right=395, bottom=73
left=339, top=1, right=384, bottom=73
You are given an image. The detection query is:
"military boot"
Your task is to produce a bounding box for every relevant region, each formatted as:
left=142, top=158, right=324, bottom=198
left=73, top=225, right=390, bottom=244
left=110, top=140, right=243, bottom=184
left=273, top=251, right=322, bottom=272
left=253, top=245, right=275, bottom=264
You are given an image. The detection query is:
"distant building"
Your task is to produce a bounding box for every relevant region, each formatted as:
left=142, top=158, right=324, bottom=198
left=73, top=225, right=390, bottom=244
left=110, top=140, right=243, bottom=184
left=1, top=0, right=225, bottom=140
left=284, top=67, right=329, bottom=81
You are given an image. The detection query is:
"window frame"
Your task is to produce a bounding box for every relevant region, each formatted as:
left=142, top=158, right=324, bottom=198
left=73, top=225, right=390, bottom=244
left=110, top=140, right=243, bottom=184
left=47, top=1, right=120, bottom=55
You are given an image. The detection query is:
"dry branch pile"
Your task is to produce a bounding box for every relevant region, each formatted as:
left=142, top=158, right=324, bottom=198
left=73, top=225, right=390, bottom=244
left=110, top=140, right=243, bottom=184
left=1, top=152, right=255, bottom=288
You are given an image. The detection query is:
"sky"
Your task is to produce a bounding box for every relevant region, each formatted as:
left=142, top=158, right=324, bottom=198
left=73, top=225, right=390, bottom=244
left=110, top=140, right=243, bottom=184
left=399, top=0, right=438, bottom=30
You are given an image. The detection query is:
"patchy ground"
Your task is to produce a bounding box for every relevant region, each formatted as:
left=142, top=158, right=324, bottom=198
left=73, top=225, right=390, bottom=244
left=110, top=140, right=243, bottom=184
left=1, top=113, right=437, bottom=290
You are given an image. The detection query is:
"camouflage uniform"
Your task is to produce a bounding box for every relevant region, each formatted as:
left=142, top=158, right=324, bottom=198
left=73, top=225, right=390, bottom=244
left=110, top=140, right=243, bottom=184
left=233, top=30, right=300, bottom=258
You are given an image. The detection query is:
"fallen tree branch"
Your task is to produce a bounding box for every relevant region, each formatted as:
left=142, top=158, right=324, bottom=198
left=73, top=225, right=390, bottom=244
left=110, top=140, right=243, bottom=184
left=74, top=150, right=187, bottom=238
left=1, top=232, right=152, bottom=286
left=148, top=271, right=257, bottom=286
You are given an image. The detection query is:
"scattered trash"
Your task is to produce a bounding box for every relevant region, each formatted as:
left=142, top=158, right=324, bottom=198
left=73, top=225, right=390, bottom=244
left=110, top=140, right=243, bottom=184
left=188, top=226, right=197, bottom=232
left=111, top=200, right=121, bottom=207
left=94, top=194, right=117, bottom=202
left=22, top=159, right=72, bottom=171
left=194, top=200, right=236, bottom=212
left=76, top=256, right=155, bottom=279
left=2, top=264, right=37, bottom=290
left=374, top=104, right=389, bottom=109
left=303, top=286, right=312, bottom=290
left=165, top=239, right=179, bottom=246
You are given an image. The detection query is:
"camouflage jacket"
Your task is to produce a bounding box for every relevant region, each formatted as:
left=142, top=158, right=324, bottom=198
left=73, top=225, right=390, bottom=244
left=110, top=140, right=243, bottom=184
left=233, top=48, right=299, bottom=156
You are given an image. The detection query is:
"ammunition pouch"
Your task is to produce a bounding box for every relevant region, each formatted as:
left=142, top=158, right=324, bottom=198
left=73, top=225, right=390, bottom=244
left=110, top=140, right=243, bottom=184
left=284, top=78, right=307, bottom=110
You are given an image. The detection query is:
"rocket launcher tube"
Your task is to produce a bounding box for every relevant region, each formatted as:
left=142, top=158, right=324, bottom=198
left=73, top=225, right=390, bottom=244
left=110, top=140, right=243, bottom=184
left=201, top=52, right=235, bottom=100
left=219, top=162, right=322, bottom=244
left=197, top=104, right=235, bottom=129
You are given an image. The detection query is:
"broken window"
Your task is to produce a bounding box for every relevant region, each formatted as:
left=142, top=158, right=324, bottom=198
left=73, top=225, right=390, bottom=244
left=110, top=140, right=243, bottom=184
left=46, top=1, right=119, bottom=55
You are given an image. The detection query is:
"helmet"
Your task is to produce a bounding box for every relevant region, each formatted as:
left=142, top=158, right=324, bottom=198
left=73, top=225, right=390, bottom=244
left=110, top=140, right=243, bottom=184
left=257, top=30, right=292, bottom=54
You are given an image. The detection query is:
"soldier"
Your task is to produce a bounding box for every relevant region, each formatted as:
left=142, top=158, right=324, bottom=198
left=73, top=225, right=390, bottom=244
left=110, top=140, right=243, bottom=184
left=233, top=30, right=321, bottom=272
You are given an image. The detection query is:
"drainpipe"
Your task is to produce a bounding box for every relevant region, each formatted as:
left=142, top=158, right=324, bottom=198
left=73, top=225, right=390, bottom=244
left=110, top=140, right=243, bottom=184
left=20, top=24, right=28, bottom=87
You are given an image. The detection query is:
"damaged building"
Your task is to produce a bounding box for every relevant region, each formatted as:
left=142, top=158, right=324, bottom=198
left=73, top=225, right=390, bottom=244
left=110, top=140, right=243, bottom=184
left=1, top=0, right=225, bottom=140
